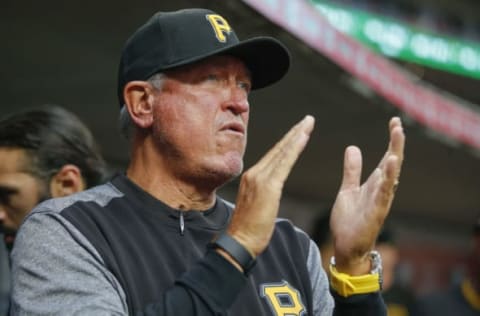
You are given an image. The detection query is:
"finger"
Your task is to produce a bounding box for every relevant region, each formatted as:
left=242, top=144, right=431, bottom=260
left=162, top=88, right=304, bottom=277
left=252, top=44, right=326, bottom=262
left=378, top=117, right=400, bottom=166
left=388, top=117, right=404, bottom=156
left=379, top=117, right=405, bottom=171
left=339, top=145, right=362, bottom=191
left=376, top=155, right=399, bottom=211
left=390, top=127, right=405, bottom=181
left=272, top=115, right=315, bottom=161
left=364, top=167, right=383, bottom=198
left=262, top=115, right=315, bottom=184
left=254, top=115, right=315, bottom=173
left=232, top=116, right=314, bottom=243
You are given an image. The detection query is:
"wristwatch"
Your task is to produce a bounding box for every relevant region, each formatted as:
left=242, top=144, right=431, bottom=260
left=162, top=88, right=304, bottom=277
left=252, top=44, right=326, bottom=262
left=330, top=250, right=383, bottom=284
left=329, top=250, right=383, bottom=297
left=209, top=233, right=257, bottom=275
left=369, top=250, right=383, bottom=289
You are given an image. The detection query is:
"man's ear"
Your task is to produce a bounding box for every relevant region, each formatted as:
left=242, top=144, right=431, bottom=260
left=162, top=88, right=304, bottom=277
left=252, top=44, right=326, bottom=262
left=124, top=81, right=156, bottom=128
left=49, top=165, right=86, bottom=198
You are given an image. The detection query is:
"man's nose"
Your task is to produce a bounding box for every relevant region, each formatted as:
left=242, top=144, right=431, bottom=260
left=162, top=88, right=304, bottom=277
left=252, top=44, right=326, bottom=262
left=222, top=86, right=249, bottom=115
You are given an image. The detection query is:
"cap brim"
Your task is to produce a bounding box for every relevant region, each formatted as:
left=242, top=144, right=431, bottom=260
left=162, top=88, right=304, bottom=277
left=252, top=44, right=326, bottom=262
left=223, top=37, right=291, bottom=90
left=154, top=36, right=290, bottom=90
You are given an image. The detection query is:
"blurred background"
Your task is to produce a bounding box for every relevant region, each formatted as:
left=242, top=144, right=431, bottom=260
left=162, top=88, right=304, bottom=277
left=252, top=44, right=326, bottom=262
left=2, top=0, right=479, bottom=302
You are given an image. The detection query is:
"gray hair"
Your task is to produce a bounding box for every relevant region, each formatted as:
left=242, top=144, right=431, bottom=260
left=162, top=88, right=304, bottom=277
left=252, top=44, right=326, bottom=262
left=118, top=73, right=166, bottom=139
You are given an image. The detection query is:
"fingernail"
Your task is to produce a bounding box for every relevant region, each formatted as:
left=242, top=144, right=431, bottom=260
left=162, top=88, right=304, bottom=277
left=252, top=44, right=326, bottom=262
left=304, top=115, right=315, bottom=124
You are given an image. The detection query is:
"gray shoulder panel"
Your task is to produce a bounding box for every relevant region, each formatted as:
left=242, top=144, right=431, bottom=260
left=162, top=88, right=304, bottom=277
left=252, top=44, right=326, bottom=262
left=31, top=182, right=123, bottom=215
left=275, top=218, right=335, bottom=315
left=10, top=183, right=128, bottom=315
left=307, top=239, right=334, bottom=316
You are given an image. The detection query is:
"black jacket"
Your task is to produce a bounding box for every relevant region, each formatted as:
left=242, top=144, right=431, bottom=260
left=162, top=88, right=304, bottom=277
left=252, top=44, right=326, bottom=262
left=10, top=174, right=385, bottom=315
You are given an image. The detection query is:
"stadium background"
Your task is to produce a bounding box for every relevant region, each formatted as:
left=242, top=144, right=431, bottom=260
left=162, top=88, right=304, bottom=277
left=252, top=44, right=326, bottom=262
left=2, top=0, right=480, bottom=296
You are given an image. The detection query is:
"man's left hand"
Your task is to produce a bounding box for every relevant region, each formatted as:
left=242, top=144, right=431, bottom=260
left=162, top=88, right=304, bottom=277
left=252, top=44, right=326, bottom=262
left=330, top=117, right=405, bottom=275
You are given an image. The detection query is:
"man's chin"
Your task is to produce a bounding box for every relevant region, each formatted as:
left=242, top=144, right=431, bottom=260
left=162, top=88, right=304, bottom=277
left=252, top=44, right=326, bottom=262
left=200, top=161, right=243, bottom=189
left=223, top=158, right=244, bottom=179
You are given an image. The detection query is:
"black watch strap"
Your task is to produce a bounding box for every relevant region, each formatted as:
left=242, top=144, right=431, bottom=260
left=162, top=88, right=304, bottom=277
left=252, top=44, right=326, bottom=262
left=209, top=233, right=256, bottom=275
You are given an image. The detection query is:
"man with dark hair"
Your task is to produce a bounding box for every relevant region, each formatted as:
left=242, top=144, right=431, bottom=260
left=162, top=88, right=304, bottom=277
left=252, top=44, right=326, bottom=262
left=10, top=8, right=405, bottom=315
left=412, top=217, right=480, bottom=315
left=0, top=105, right=108, bottom=314
left=376, top=229, right=416, bottom=316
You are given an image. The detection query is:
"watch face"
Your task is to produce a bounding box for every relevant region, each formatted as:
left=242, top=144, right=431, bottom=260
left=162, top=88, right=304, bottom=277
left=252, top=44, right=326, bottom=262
left=370, top=250, right=383, bottom=289
left=370, top=250, right=383, bottom=273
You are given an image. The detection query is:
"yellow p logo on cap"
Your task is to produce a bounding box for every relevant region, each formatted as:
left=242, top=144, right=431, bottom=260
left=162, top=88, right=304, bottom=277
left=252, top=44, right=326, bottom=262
left=206, top=14, right=232, bottom=43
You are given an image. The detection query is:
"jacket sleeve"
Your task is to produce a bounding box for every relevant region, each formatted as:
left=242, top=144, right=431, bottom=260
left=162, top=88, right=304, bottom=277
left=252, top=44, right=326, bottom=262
left=331, top=291, right=387, bottom=316
left=308, top=240, right=387, bottom=316
left=10, top=210, right=246, bottom=316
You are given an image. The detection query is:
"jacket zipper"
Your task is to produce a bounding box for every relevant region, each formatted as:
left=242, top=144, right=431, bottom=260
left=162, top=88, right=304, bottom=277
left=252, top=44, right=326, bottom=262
left=179, top=211, right=185, bottom=236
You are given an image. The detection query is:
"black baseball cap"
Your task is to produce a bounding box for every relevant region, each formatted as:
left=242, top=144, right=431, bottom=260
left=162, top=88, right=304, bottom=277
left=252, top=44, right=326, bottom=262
left=117, top=8, right=291, bottom=106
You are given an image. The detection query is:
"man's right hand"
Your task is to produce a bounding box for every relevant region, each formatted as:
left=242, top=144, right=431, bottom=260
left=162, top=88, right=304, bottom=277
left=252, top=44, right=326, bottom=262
left=226, top=115, right=315, bottom=261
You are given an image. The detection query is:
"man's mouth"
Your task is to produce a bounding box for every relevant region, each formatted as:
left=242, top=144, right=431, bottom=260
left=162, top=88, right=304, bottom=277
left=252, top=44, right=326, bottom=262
left=221, top=122, right=245, bottom=135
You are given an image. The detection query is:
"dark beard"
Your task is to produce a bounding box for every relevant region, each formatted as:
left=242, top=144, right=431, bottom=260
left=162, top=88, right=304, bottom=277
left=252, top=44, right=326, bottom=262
left=1, top=191, right=51, bottom=252
left=1, top=228, right=16, bottom=252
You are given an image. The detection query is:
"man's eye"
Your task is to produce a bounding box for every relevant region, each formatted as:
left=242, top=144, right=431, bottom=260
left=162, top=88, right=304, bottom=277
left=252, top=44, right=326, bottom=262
left=206, top=74, right=219, bottom=81
left=238, top=81, right=251, bottom=92
left=0, top=194, right=10, bottom=206
left=0, top=188, right=16, bottom=206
